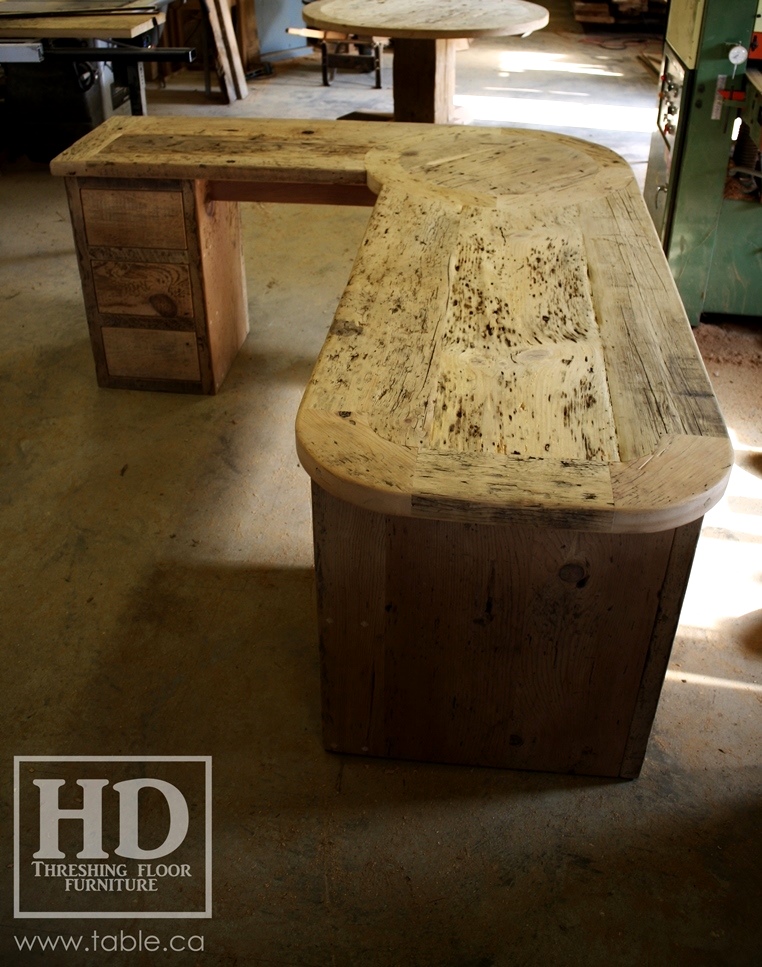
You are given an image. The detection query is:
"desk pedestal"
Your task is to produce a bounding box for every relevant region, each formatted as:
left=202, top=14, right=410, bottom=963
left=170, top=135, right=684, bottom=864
left=64, top=176, right=248, bottom=394
left=312, top=482, right=702, bottom=779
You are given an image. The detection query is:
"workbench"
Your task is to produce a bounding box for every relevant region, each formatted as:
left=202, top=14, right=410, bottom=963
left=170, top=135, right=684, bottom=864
left=0, top=1, right=166, bottom=41
left=51, top=117, right=733, bottom=777
left=0, top=1, right=173, bottom=144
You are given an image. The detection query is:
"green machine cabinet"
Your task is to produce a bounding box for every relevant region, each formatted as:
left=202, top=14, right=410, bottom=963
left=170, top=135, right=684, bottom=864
left=644, top=0, right=762, bottom=325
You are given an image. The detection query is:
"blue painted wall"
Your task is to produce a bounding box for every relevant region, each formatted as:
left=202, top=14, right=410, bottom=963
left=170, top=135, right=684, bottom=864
left=256, top=0, right=308, bottom=58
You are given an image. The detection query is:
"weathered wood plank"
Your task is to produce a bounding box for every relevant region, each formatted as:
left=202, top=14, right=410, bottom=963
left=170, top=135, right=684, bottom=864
left=81, top=188, right=187, bottom=250
left=203, top=0, right=248, bottom=102
left=192, top=180, right=248, bottom=393
left=102, top=326, right=200, bottom=381
left=314, top=483, right=677, bottom=776
left=619, top=517, right=703, bottom=778
left=391, top=38, right=455, bottom=123
left=0, top=10, right=166, bottom=38
left=235, top=0, right=261, bottom=72
left=303, top=0, right=549, bottom=40
left=91, top=260, right=194, bottom=317
left=578, top=190, right=729, bottom=460
left=213, top=0, right=248, bottom=96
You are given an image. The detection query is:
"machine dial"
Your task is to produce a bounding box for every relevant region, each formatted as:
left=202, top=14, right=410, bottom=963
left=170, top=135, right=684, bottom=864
left=728, top=45, right=748, bottom=67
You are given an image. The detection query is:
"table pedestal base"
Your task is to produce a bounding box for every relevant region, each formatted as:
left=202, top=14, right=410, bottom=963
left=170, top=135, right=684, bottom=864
left=392, top=38, right=456, bottom=123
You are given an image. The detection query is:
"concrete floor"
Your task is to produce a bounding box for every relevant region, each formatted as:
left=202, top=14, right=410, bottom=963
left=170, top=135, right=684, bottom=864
left=1, top=2, right=761, bottom=964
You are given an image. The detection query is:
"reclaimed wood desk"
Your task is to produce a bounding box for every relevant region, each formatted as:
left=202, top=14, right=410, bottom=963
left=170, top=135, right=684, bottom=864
left=51, top=117, right=732, bottom=776
left=303, top=0, right=549, bottom=123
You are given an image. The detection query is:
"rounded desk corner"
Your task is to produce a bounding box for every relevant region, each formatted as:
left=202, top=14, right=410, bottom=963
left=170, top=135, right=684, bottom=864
left=295, top=407, right=415, bottom=517
left=609, top=434, right=734, bottom=533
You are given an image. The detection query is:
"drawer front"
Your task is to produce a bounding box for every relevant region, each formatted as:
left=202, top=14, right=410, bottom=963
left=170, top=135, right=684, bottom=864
left=101, top=327, right=201, bottom=382
left=91, top=261, right=194, bottom=320
left=81, top=188, right=187, bottom=250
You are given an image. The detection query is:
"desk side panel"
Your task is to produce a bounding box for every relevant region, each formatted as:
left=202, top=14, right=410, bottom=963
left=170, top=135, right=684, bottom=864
left=619, top=517, right=703, bottom=778
left=314, top=483, right=677, bottom=776
left=192, top=181, right=249, bottom=393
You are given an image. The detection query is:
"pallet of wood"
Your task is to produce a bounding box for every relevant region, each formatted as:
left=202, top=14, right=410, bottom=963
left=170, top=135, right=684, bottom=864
left=572, top=0, right=667, bottom=26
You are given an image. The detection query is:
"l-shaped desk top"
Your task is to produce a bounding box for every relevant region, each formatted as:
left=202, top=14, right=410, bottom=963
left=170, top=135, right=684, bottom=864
left=51, top=116, right=733, bottom=534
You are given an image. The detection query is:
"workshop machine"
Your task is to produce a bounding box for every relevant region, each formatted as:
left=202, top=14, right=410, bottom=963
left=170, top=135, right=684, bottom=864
left=0, top=1, right=193, bottom=161
left=644, top=0, right=762, bottom=325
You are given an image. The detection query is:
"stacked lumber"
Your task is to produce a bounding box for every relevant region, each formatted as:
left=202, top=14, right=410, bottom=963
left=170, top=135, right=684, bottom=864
left=572, top=0, right=667, bottom=25
left=205, top=0, right=248, bottom=100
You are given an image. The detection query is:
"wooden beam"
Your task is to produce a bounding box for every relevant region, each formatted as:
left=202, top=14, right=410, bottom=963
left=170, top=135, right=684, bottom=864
left=391, top=38, right=455, bottom=123
left=203, top=0, right=248, bottom=101
left=207, top=180, right=378, bottom=206
left=234, top=0, right=261, bottom=72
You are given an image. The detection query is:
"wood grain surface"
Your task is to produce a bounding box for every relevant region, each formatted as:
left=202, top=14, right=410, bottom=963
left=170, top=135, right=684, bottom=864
left=302, top=0, right=549, bottom=39
left=91, top=259, right=193, bottom=318
left=101, top=326, right=200, bottom=380
left=51, top=116, right=732, bottom=531
left=81, top=187, right=187, bottom=249
left=0, top=9, right=165, bottom=38
left=314, top=482, right=683, bottom=776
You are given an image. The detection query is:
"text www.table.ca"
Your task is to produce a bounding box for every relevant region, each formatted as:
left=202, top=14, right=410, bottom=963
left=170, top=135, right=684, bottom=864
left=15, top=931, right=205, bottom=953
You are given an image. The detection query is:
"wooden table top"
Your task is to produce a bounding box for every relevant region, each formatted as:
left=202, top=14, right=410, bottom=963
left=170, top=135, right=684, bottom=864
left=0, top=0, right=165, bottom=38
left=303, top=0, right=549, bottom=40
left=51, top=116, right=732, bottom=533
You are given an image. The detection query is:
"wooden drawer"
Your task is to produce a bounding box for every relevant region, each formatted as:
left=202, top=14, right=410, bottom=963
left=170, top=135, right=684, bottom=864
left=101, top=327, right=201, bottom=381
left=81, top=188, right=187, bottom=250
left=91, top=260, right=194, bottom=320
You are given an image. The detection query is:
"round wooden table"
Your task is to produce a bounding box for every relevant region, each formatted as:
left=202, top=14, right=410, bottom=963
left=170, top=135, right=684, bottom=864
left=303, top=0, right=549, bottom=123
